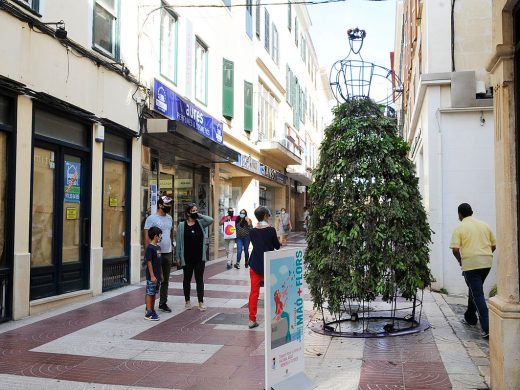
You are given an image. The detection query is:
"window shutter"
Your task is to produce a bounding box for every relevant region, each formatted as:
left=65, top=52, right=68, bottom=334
left=293, top=79, right=300, bottom=129
left=288, top=1, right=292, bottom=31
left=244, top=81, right=253, bottom=132
left=222, top=59, right=234, bottom=119
left=286, top=65, right=291, bottom=104
left=264, top=10, right=270, bottom=53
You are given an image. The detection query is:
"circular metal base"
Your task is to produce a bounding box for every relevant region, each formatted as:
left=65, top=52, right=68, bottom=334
left=311, top=315, right=431, bottom=338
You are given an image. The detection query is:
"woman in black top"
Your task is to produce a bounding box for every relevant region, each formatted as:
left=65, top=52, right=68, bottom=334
left=248, top=206, right=280, bottom=328
left=176, top=203, right=214, bottom=311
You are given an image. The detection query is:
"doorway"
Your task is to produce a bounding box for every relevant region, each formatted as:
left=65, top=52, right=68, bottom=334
left=30, top=143, right=90, bottom=300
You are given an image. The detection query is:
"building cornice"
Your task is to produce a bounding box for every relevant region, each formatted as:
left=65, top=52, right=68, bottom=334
left=486, top=44, right=514, bottom=74
left=407, top=74, right=451, bottom=144
left=256, top=57, right=286, bottom=96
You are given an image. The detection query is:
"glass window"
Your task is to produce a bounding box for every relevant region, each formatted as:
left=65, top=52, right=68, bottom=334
left=294, top=17, right=298, bottom=47
left=62, top=155, right=82, bottom=263
left=103, top=159, right=127, bottom=258
left=104, top=132, right=128, bottom=158
left=174, top=167, right=194, bottom=227
left=93, top=0, right=119, bottom=57
left=255, top=0, right=261, bottom=38
left=245, top=0, right=253, bottom=39
left=0, top=96, right=12, bottom=126
left=222, top=0, right=231, bottom=8
left=272, top=24, right=279, bottom=64
left=19, top=0, right=39, bottom=10
left=0, top=133, right=6, bottom=268
left=34, top=110, right=88, bottom=147
left=195, top=39, right=208, bottom=105
left=160, top=7, right=178, bottom=83
left=31, top=147, right=55, bottom=267
left=258, top=83, right=279, bottom=141
left=287, top=1, right=292, bottom=31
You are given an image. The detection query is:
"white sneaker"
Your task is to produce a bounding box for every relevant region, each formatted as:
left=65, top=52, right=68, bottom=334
left=184, top=301, right=192, bottom=310
left=198, top=302, right=207, bottom=311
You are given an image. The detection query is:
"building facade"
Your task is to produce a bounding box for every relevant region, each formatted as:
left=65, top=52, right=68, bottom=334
left=0, top=0, right=331, bottom=322
left=487, top=1, right=520, bottom=388
left=394, top=0, right=497, bottom=296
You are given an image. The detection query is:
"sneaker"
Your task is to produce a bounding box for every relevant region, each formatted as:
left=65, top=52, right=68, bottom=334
left=248, top=320, right=259, bottom=329
left=198, top=302, right=207, bottom=311
left=159, top=304, right=172, bottom=313
left=226, top=263, right=232, bottom=270
left=245, top=262, right=249, bottom=268
left=144, top=311, right=160, bottom=321
left=185, top=301, right=192, bottom=310
left=234, top=263, right=240, bottom=269
left=481, top=331, right=489, bottom=339
left=461, top=318, right=477, bottom=327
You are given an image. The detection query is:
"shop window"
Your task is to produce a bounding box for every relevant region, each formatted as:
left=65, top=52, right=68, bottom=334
left=160, top=6, right=178, bottom=84
left=174, top=167, right=194, bottom=226
left=93, top=0, right=120, bottom=58
left=103, top=159, right=127, bottom=258
left=31, top=148, right=55, bottom=267
left=0, top=133, right=6, bottom=268
left=195, top=38, right=208, bottom=105
left=222, top=59, right=234, bottom=119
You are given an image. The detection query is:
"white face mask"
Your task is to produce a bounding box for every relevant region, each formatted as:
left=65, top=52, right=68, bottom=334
left=281, top=211, right=286, bottom=214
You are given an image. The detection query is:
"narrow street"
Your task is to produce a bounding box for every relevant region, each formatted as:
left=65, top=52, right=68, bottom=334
left=0, top=233, right=489, bottom=389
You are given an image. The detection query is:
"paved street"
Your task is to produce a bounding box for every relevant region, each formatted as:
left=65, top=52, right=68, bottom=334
left=0, top=233, right=489, bottom=389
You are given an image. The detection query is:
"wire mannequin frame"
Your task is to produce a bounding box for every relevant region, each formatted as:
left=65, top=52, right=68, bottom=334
left=330, top=28, right=403, bottom=110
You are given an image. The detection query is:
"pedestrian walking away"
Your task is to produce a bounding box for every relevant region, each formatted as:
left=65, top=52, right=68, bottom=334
left=144, top=226, right=163, bottom=321
left=235, top=209, right=253, bottom=269
left=144, top=195, right=174, bottom=313
left=220, top=207, right=238, bottom=269
left=248, top=206, right=280, bottom=329
left=303, top=206, right=310, bottom=231
left=276, top=207, right=292, bottom=246
left=449, top=203, right=496, bottom=338
left=176, top=203, right=214, bottom=311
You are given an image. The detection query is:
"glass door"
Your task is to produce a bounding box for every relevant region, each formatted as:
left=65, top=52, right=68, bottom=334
left=31, top=144, right=90, bottom=299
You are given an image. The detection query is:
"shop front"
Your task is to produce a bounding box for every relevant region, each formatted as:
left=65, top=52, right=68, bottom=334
left=143, top=79, right=238, bottom=261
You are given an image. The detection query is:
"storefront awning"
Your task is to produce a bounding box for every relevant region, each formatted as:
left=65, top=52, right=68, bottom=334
left=144, top=119, right=238, bottom=164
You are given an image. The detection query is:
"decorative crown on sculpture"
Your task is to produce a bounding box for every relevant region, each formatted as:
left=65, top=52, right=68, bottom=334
left=330, top=27, right=403, bottom=106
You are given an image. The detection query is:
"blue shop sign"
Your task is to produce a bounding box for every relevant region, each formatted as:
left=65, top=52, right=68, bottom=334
left=153, top=79, right=223, bottom=144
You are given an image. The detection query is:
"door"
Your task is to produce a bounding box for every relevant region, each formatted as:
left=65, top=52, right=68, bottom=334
left=30, top=144, right=90, bottom=300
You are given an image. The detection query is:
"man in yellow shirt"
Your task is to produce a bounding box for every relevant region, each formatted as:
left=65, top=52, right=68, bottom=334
left=449, top=203, right=496, bottom=338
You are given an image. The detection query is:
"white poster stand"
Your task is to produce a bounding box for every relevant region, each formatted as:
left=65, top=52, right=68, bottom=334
left=264, top=248, right=315, bottom=390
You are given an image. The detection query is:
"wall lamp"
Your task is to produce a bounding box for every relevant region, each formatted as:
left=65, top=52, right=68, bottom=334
left=43, top=20, right=67, bottom=40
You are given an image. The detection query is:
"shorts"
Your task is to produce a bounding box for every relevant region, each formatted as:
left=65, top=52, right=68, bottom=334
left=146, top=280, right=161, bottom=296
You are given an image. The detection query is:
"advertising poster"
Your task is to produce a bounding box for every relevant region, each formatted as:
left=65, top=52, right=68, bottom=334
left=150, top=184, right=158, bottom=215
left=64, top=161, right=81, bottom=203
left=265, top=248, right=314, bottom=390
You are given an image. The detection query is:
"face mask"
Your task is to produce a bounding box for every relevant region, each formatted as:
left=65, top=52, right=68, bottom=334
left=239, top=213, right=246, bottom=218
left=162, top=206, right=171, bottom=214
left=281, top=211, right=286, bottom=214
left=191, top=212, right=199, bottom=219
left=228, top=211, right=234, bottom=217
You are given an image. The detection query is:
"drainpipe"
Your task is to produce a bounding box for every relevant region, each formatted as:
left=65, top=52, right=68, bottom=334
left=451, top=0, right=456, bottom=71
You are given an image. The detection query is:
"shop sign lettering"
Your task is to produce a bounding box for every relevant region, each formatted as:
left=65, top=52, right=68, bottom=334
left=233, top=154, right=288, bottom=185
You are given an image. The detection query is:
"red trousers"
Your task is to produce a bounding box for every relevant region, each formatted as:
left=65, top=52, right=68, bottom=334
left=249, top=268, right=263, bottom=322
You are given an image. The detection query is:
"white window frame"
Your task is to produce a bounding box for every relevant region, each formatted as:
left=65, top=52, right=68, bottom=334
left=160, top=8, right=178, bottom=84
left=258, top=83, right=279, bottom=142
left=271, top=24, right=279, bottom=65
left=195, top=38, right=208, bottom=105
left=93, top=0, right=119, bottom=58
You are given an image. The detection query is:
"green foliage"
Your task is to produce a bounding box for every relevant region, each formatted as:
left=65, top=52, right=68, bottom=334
left=305, top=99, right=432, bottom=315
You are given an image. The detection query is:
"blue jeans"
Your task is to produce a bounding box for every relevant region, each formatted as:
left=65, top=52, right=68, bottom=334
left=236, top=235, right=250, bottom=264
left=463, top=267, right=491, bottom=333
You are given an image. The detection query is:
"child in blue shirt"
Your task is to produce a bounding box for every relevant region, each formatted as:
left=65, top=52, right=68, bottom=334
left=144, top=226, right=163, bottom=321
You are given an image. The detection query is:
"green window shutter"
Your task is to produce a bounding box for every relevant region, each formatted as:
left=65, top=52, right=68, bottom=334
left=286, top=65, right=291, bottom=105
left=293, top=80, right=300, bottom=129
left=222, top=59, right=234, bottom=119
left=244, top=81, right=253, bottom=132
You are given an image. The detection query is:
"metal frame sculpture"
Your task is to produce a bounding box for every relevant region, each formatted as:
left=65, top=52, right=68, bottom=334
left=308, top=29, right=429, bottom=338
left=330, top=28, right=403, bottom=110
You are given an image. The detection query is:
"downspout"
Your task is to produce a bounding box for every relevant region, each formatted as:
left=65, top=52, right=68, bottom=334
left=451, top=0, right=456, bottom=71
